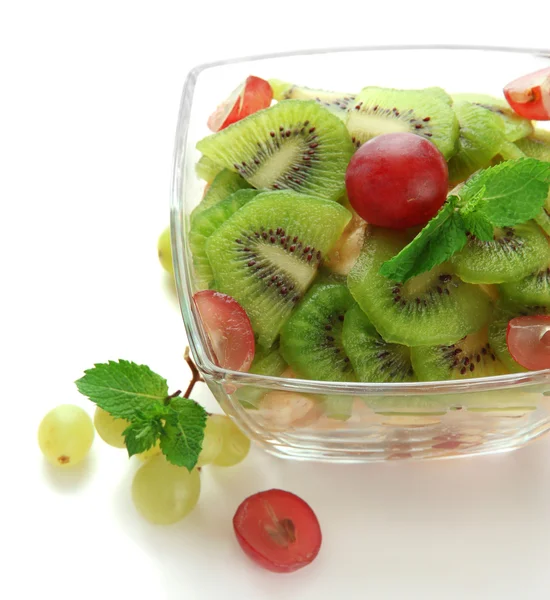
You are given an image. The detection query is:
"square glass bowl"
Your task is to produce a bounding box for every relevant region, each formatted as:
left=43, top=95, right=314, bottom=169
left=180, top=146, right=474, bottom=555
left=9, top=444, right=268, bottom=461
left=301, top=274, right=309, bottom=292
left=171, top=46, right=550, bottom=462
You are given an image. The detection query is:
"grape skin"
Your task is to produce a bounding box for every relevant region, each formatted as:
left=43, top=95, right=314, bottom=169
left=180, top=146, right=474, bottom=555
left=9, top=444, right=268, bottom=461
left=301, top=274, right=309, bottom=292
left=196, top=415, right=224, bottom=466
left=94, top=407, right=128, bottom=449
left=132, top=455, right=201, bottom=524
left=211, top=414, right=251, bottom=467
left=38, top=405, right=94, bottom=467
left=157, top=227, right=173, bottom=274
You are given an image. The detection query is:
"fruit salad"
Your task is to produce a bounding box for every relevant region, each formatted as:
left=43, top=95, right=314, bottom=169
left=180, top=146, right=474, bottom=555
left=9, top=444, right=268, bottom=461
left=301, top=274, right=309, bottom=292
left=186, top=68, right=550, bottom=388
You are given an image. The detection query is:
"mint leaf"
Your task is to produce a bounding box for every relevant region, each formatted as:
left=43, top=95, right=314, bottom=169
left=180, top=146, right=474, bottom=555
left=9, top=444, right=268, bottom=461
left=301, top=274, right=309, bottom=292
left=159, top=397, right=207, bottom=471
left=379, top=198, right=467, bottom=282
left=461, top=211, right=494, bottom=242
left=459, top=158, right=550, bottom=227
left=124, top=419, right=162, bottom=457
left=75, top=360, right=169, bottom=419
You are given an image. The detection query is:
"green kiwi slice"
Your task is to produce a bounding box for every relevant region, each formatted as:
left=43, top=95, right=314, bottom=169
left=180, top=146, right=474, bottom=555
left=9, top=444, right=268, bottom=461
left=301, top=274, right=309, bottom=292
left=411, top=327, right=508, bottom=381
left=347, top=228, right=492, bottom=347
left=269, top=79, right=355, bottom=120
left=342, top=304, right=414, bottom=383
left=189, top=189, right=261, bottom=289
left=447, top=101, right=507, bottom=184
left=195, top=155, right=223, bottom=183
left=280, top=283, right=356, bottom=382
left=197, top=100, right=354, bottom=202
left=451, top=222, right=549, bottom=284
left=191, top=169, right=251, bottom=222
left=515, top=129, right=550, bottom=161
left=206, top=191, right=352, bottom=349
left=345, top=86, right=459, bottom=159
left=499, top=263, right=550, bottom=307
left=452, top=93, right=534, bottom=142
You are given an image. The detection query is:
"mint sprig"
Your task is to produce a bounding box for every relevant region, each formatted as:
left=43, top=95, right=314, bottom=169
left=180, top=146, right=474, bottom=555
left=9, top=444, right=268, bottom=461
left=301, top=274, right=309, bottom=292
left=379, top=158, right=550, bottom=283
left=76, top=355, right=207, bottom=471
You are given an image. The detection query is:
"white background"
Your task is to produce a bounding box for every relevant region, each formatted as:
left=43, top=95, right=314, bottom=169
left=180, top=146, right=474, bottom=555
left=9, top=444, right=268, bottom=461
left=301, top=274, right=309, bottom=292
left=2, top=1, right=550, bottom=599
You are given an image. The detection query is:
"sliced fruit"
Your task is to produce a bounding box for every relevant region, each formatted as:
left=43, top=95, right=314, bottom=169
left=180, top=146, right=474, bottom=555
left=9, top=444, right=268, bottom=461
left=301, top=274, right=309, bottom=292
left=411, top=326, right=508, bottom=381
left=342, top=304, right=414, bottom=383
left=196, top=155, right=223, bottom=183
left=207, top=75, right=273, bottom=132
left=515, top=129, right=550, bottom=161
left=452, top=93, right=534, bottom=142
left=447, top=101, right=507, bottom=184
left=451, top=222, right=549, bottom=284
left=507, top=315, right=550, bottom=370
left=348, top=227, right=492, bottom=346
left=197, top=100, right=354, bottom=201
left=504, top=67, right=550, bottom=121
left=206, top=191, right=351, bottom=349
left=499, top=263, right=550, bottom=307
left=233, top=489, right=322, bottom=573
left=345, top=132, right=448, bottom=229
left=269, top=79, right=355, bottom=120
left=345, top=86, right=459, bottom=159
left=191, top=169, right=251, bottom=223
left=193, top=290, right=255, bottom=371
left=189, top=189, right=261, bottom=289
left=280, top=283, right=356, bottom=382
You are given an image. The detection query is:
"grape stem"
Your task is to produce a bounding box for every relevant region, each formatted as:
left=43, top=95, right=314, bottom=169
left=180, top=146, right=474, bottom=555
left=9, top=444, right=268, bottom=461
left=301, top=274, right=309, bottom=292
left=183, top=347, right=204, bottom=399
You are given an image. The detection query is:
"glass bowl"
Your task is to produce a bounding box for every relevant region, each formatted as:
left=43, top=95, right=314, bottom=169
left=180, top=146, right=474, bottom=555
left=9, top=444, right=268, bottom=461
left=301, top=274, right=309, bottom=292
left=171, top=46, right=550, bottom=462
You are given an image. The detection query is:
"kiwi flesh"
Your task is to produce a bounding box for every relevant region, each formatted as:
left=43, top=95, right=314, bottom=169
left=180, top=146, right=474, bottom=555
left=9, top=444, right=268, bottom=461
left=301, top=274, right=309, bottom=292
left=447, top=101, right=506, bottom=184
left=189, top=189, right=261, bottom=289
left=452, top=93, right=534, bottom=142
left=515, top=129, right=550, bottom=161
left=205, top=191, right=351, bottom=349
left=197, top=100, right=354, bottom=202
left=347, top=228, right=492, bottom=347
left=345, top=86, right=459, bottom=159
left=195, top=155, right=223, bottom=183
left=280, top=283, right=356, bottom=382
left=342, top=304, right=414, bottom=383
left=451, top=221, right=549, bottom=284
left=269, top=79, right=355, bottom=120
left=191, top=169, right=251, bottom=222
left=499, top=263, right=550, bottom=307
left=411, top=327, right=508, bottom=381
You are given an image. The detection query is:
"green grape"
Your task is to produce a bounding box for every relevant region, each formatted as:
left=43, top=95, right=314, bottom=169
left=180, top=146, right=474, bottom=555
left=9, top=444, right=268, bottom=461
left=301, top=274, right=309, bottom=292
left=93, top=407, right=129, bottom=449
left=137, top=441, right=161, bottom=462
left=132, top=455, right=201, bottom=524
left=157, top=227, right=173, bottom=274
left=38, top=404, right=94, bottom=467
left=196, top=415, right=224, bottom=466
left=211, top=414, right=251, bottom=467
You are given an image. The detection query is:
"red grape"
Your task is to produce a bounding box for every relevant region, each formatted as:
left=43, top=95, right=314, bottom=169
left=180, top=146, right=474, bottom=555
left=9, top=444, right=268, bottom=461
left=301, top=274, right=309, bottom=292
left=233, top=489, right=322, bottom=573
left=504, top=67, right=550, bottom=121
left=345, top=132, right=449, bottom=229
left=506, top=315, right=550, bottom=371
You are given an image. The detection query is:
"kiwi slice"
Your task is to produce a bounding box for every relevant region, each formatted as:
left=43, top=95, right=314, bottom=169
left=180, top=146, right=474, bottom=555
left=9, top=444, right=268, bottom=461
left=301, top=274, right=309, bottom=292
left=189, top=189, right=261, bottom=289
left=411, top=327, right=508, bottom=381
left=345, top=86, right=459, bottom=159
left=499, top=263, right=550, bottom=307
left=451, top=221, right=549, bottom=284
left=515, top=129, right=550, bottom=161
left=195, top=155, right=223, bottom=183
left=269, top=79, right=355, bottom=120
left=206, top=191, right=351, bottom=349
left=191, top=169, right=251, bottom=222
left=452, top=93, right=534, bottom=142
left=197, top=100, right=354, bottom=202
left=347, top=228, right=492, bottom=346
left=447, top=101, right=507, bottom=184
left=280, top=283, right=356, bottom=382
left=342, top=304, right=414, bottom=383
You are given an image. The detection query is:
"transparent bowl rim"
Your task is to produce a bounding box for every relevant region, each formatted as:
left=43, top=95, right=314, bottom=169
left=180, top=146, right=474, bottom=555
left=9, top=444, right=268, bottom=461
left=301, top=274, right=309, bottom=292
left=170, top=44, right=550, bottom=397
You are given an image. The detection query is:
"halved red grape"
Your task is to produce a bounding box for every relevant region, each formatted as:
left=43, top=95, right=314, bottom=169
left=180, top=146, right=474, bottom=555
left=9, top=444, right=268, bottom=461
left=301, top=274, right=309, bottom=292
left=207, top=76, right=273, bottom=132
left=233, top=489, right=322, bottom=573
left=506, top=315, right=550, bottom=371
left=345, top=132, right=448, bottom=229
left=193, top=290, right=254, bottom=372
left=504, top=67, right=550, bottom=121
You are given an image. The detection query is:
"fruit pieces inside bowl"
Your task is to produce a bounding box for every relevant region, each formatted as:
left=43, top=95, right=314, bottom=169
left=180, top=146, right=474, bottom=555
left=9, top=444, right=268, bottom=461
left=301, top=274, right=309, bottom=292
left=180, top=67, right=550, bottom=406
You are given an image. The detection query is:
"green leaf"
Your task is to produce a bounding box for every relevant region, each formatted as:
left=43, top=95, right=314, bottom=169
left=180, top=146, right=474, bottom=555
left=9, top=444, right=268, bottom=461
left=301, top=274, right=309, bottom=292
left=75, top=360, right=169, bottom=419
left=379, top=198, right=467, bottom=282
left=159, top=398, right=208, bottom=471
left=124, top=419, right=162, bottom=457
left=461, top=211, right=494, bottom=242
left=459, top=158, right=550, bottom=227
